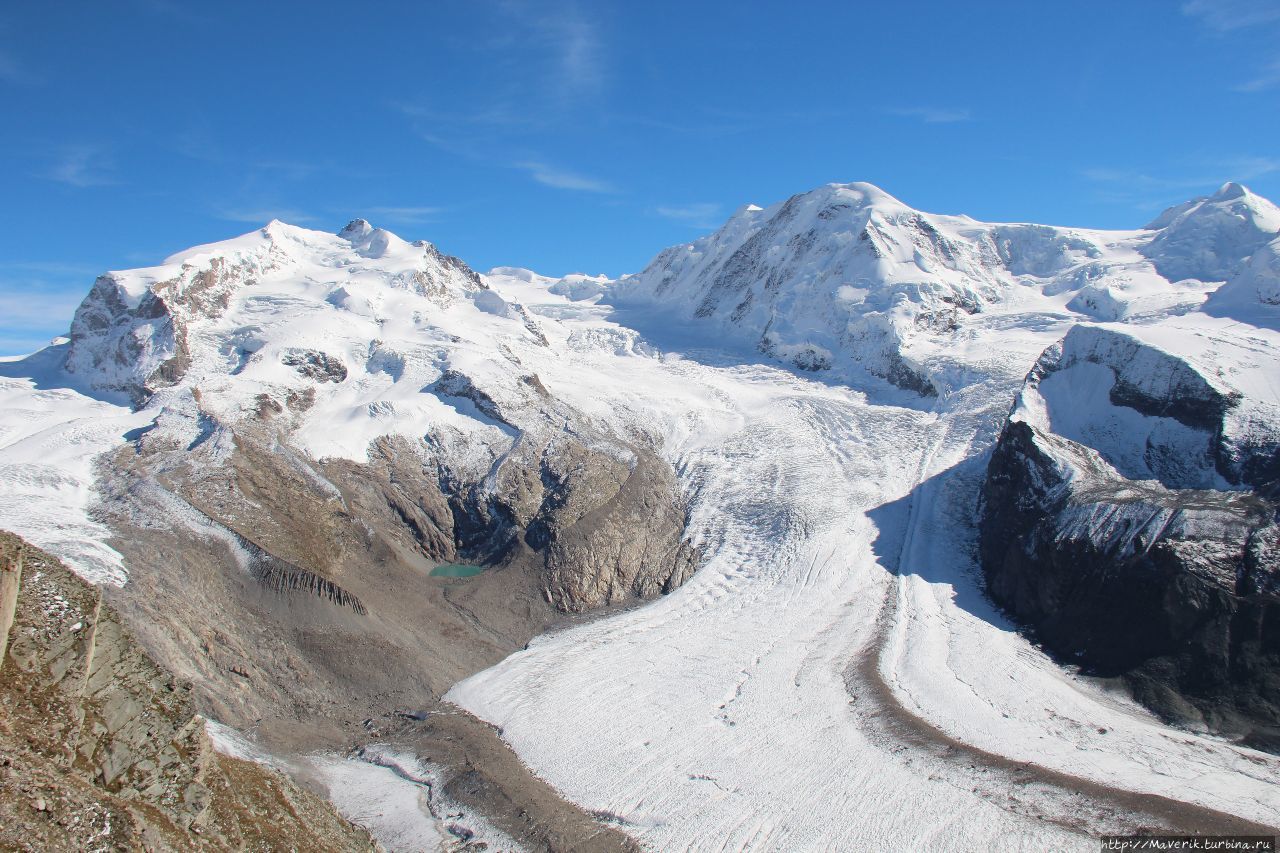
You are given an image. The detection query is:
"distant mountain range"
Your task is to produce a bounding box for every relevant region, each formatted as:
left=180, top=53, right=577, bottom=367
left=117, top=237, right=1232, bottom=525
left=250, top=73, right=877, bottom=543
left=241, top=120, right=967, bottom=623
left=2, top=180, right=1278, bottom=849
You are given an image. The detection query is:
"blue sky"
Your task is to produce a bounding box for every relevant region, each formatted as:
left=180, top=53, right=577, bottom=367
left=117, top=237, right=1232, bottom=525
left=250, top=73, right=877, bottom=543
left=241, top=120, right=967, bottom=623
left=2, top=0, right=1279, bottom=354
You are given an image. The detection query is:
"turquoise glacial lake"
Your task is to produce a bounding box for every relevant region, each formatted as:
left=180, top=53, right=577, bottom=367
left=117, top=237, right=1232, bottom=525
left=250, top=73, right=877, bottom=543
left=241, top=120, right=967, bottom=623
left=429, top=563, right=486, bottom=578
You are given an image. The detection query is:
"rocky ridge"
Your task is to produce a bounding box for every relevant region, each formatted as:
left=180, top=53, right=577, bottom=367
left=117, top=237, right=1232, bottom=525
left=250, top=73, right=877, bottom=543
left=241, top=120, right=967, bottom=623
left=0, top=531, right=376, bottom=852
left=980, top=325, right=1280, bottom=747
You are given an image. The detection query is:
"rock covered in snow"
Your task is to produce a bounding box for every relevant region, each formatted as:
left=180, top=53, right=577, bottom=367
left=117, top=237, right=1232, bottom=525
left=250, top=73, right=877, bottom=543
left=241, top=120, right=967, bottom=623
left=604, top=180, right=1280, bottom=394
left=1141, top=182, right=1280, bottom=284
left=65, top=220, right=486, bottom=404
left=980, top=325, right=1280, bottom=746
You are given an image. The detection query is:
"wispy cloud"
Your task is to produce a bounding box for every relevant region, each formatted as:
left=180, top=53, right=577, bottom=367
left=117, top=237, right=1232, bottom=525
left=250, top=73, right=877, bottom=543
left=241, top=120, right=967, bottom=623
left=394, top=1, right=607, bottom=161
left=394, top=103, right=534, bottom=129
left=216, top=207, right=317, bottom=225
left=515, top=161, right=614, bottom=193
left=1237, top=57, right=1280, bottom=91
left=0, top=274, right=90, bottom=355
left=1221, top=154, right=1280, bottom=178
left=1081, top=156, right=1280, bottom=210
left=1083, top=156, right=1279, bottom=189
left=888, top=106, right=973, bottom=124
left=655, top=202, right=722, bottom=228
left=1181, top=0, right=1280, bottom=32
left=0, top=261, right=101, bottom=278
left=361, top=205, right=445, bottom=224
left=493, top=0, right=604, bottom=101
left=392, top=103, right=540, bottom=158
left=0, top=289, right=84, bottom=326
left=46, top=147, right=118, bottom=187
left=1080, top=168, right=1210, bottom=192
left=1182, top=0, right=1280, bottom=92
left=174, top=128, right=326, bottom=177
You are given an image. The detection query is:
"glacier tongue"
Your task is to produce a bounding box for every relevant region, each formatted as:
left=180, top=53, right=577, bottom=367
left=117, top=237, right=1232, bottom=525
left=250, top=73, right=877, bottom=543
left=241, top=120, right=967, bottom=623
left=447, top=268, right=1280, bottom=850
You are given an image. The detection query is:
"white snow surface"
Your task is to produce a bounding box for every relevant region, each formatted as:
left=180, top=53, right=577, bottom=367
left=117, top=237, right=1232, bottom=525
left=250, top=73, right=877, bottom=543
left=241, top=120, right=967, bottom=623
left=446, top=270, right=1280, bottom=851
left=0, top=347, right=152, bottom=584
left=4, top=182, right=1280, bottom=849
left=306, top=746, right=521, bottom=853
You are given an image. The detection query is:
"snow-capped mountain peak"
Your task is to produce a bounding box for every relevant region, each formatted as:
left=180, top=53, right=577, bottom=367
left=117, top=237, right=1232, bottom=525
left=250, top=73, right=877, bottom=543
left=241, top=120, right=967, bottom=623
left=62, top=218, right=518, bottom=431
left=338, top=218, right=375, bottom=241
left=600, top=181, right=1280, bottom=394
left=1142, top=181, right=1280, bottom=283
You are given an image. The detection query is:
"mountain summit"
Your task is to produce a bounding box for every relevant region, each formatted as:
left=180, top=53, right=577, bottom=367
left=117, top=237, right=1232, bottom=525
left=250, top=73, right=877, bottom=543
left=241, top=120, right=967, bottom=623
left=604, top=180, right=1280, bottom=394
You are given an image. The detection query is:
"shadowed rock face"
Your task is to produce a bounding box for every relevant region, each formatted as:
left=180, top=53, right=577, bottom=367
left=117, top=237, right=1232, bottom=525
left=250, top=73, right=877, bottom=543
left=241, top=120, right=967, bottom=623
left=0, top=532, right=375, bottom=852
left=96, top=405, right=697, bottom=733
left=87, top=409, right=693, bottom=850
left=980, top=329, right=1280, bottom=749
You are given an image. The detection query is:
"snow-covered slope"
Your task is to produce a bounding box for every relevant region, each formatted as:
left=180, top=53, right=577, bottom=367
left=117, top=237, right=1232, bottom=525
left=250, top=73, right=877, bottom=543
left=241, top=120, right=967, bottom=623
left=0, top=347, right=150, bottom=584
left=1143, top=182, right=1280, bottom=284
left=1204, top=233, right=1280, bottom=330
left=602, top=180, right=1279, bottom=395
left=66, top=218, right=494, bottom=416
left=2, top=180, right=1280, bottom=850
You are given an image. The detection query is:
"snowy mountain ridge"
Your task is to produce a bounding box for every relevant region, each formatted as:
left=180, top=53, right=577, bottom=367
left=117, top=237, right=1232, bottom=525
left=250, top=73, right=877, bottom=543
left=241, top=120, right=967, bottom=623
left=603, top=180, right=1280, bottom=393
left=65, top=218, right=492, bottom=408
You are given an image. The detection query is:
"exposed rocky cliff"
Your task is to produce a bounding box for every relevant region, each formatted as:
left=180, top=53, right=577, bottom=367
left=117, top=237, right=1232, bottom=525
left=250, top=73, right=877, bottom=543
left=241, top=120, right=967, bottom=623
left=0, top=531, right=375, bottom=851
left=980, top=326, right=1280, bottom=747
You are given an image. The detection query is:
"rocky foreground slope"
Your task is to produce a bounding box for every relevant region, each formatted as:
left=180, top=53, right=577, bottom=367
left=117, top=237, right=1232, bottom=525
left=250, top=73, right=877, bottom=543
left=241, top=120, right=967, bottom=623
left=0, top=531, right=375, bottom=851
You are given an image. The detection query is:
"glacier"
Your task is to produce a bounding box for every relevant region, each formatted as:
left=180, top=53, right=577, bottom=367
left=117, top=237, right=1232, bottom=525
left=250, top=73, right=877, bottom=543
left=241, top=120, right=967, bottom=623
left=1, top=180, right=1279, bottom=849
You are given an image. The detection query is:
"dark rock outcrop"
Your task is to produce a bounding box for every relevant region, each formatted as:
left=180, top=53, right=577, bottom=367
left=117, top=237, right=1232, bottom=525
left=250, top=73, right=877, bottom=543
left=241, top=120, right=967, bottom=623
left=281, top=350, right=348, bottom=383
left=980, top=328, right=1280, bottom=748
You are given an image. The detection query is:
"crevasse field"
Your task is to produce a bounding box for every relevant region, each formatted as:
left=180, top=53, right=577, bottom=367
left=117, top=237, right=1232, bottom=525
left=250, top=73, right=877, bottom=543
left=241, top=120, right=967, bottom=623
left=445, top=270, right=1279, bottom=851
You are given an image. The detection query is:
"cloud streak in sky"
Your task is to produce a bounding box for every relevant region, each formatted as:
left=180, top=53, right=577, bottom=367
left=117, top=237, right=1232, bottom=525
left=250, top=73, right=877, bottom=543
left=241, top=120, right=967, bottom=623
left=1182, top=0, right=1280, bottom=92
left=515, top=161, right=614, bottom=193
left=1181, top=0, right=1280, bottom=32
left=495, top=0, right=604, bottom=101
left=888, top=106, right=973, bottom=124
left=46, top=147, right=118, bottom=187
left=1081, top=155, right=1280, bottom=211
left=1237, top=57, right=1280, bottom=91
